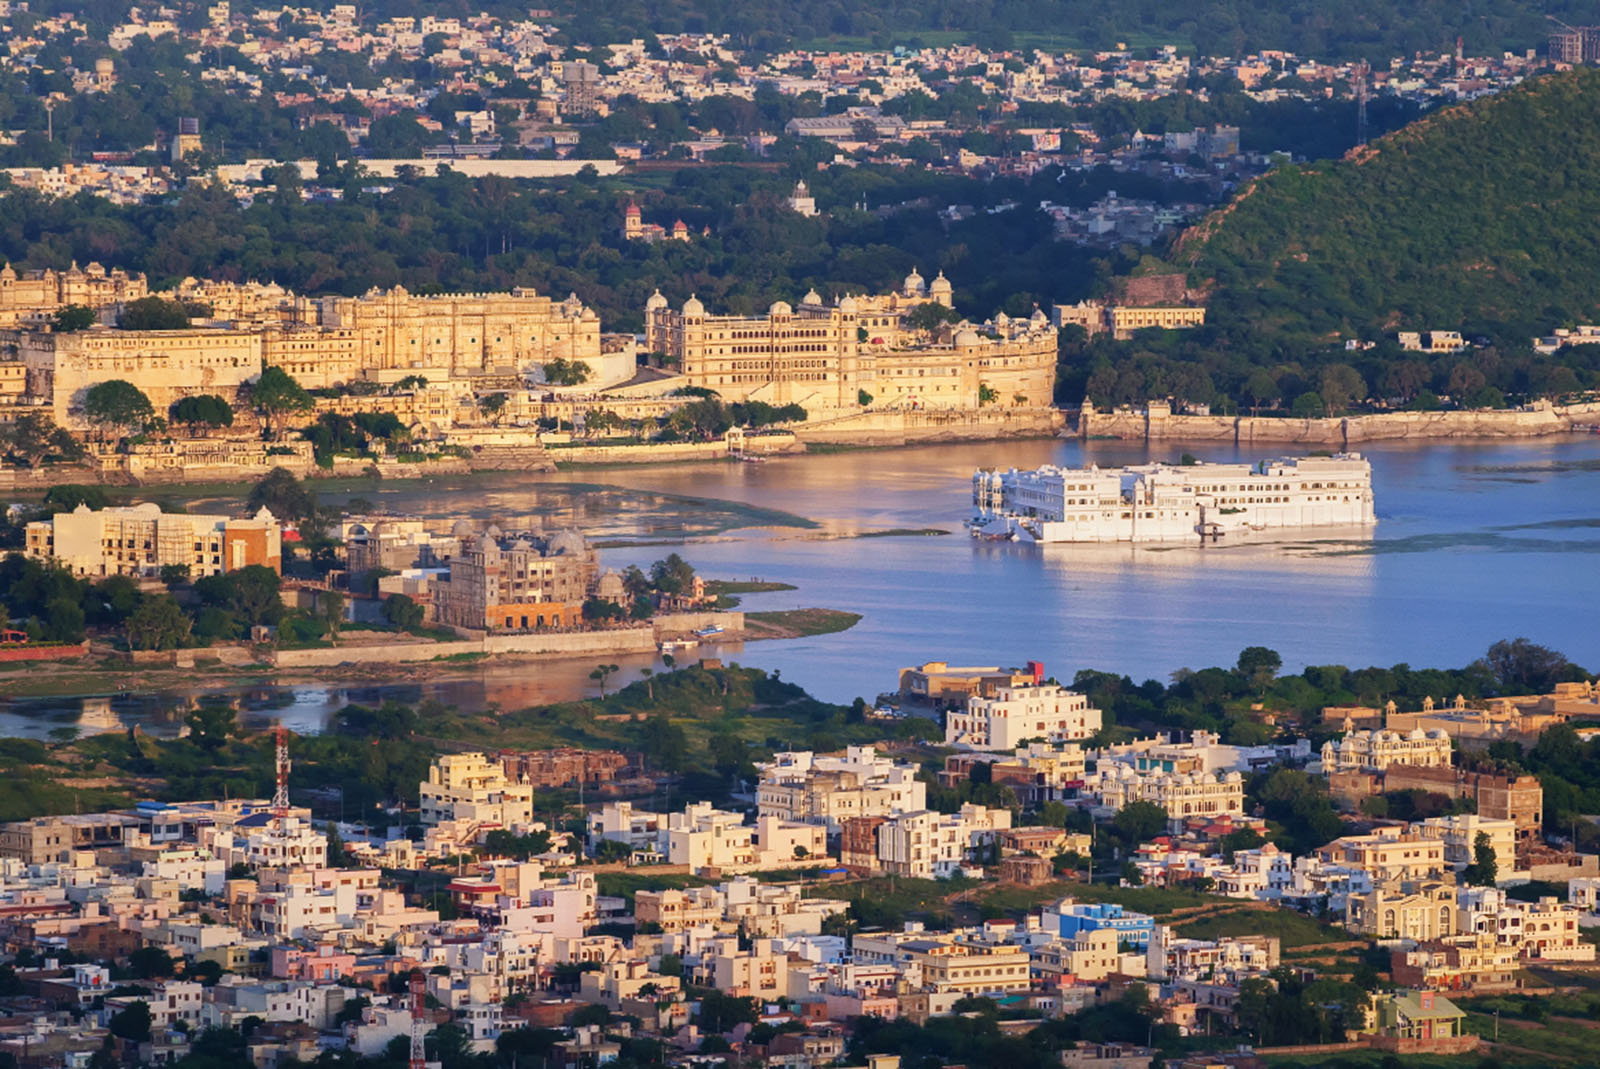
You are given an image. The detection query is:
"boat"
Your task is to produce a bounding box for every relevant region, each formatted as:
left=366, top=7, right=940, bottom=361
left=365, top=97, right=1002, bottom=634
left=659, top=638, right=697, bottom=652
left=693, top=625, right=725, bottom=638
left=738, top=454, right=768, bottom=463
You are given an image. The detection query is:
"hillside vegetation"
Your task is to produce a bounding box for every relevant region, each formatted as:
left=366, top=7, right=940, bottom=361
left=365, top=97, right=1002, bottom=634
left=544, top=0, right=1600, bottom=60
left=1182, top=68, right=1600, bottom=346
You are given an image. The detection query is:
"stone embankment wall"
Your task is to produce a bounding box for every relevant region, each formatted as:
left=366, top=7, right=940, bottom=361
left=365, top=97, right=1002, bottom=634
left=544, top=433, right=799, bottom=465
left=794, top=407, right=1064, bottom=446
left=1080, top=401, right=1600, bottom=445
left=268, top=611, right=744, bottom=668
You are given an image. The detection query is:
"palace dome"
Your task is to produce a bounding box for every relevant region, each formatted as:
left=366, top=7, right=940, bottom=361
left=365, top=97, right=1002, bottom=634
left=769, top=301, right=792, bottom=316
left=646, top=289, right=668, bottom=311
left=682, top=294, right=704, bottom=316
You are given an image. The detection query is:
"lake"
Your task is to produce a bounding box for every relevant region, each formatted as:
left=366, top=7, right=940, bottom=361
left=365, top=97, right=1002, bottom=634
left=5, top=434, right=1598, bottom=736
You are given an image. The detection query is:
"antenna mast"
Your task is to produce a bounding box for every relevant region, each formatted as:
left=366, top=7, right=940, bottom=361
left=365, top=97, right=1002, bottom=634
left=273, top=723, right=291, bottom=826
left=1353, top=60, right=1370, bottom=148
left=409, top=969, right=427, bottom=1069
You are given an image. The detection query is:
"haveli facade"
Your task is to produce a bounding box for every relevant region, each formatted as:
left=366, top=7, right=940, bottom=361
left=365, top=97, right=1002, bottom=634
left=5, top=282, right=609, bottom=428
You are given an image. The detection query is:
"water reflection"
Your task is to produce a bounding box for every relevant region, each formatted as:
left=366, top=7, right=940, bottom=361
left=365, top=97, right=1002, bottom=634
left=6, top=435, right=1599, bottom=733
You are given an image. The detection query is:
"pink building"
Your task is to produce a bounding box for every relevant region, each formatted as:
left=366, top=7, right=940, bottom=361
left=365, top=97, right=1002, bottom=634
left=272, top=943, right=357, bottom=981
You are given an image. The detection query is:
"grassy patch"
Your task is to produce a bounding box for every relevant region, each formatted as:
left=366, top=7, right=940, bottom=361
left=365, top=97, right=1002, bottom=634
left=596, top=870, right=715, bottom=908
left=704, top=580, right=799, bottom=596
left=745, top=609, right=862, bottom=637
left=1174, top=906, right=1353, bottom=949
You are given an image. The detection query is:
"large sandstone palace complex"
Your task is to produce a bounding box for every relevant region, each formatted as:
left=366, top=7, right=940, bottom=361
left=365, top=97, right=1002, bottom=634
left=0, top=263, right=1058, bottom=430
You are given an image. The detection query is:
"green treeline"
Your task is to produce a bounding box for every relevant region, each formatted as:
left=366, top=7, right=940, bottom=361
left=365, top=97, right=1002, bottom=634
left=0, top=165, right=1112, bottom=329
left=545, top=0, right=1600, bottom=60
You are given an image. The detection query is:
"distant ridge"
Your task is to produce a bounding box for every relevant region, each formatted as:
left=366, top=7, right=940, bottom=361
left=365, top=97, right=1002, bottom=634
left=1176, top=67, right=1600, bottom=345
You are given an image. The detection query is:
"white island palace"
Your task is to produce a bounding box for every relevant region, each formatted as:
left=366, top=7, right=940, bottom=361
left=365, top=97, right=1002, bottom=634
left=971, top=453, right=1376, bottom=543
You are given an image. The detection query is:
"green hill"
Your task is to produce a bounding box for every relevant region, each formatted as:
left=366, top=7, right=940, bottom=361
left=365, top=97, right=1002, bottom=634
left=1181, top=67, right=1600, bottom=345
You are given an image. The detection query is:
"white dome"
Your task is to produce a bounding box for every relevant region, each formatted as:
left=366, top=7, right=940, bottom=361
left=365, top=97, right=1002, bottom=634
left=838, top=296, right=859, bottom=314
left=903, top=268, right=925, bottom=294
left=682, top=294, right=704, bottom=316
left=801, top=288, right=822, bottom=306
left=929, top=270, right=953, bottom=293
left=548, top=530, right=587, bottom=556
left=954, top=328, right=981, bottom=348
left=769, top=301, right=792, bottom=316
left=646, top=289, right=668, bottom=311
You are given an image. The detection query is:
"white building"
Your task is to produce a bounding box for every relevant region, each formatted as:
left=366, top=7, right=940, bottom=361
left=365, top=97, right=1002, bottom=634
left=971, top=454, right=1375, bottom=543
left=756, top=746, right=927, bottom=831
left=419, top=752, right=535, bottom=830
left=1320, top=727, right=1452, bottom=773
left=877, top=804, right=1012, bottom=879
left=945, top=683, right=1103, bottom=751
left=1083, top=766, right=1245, bottom=829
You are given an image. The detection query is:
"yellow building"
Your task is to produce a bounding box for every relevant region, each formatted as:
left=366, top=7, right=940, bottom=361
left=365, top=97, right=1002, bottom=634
left=290, top=286, right=600, bottom=386
left=14, top=326, right=262, bottom=428
left=910, top=941, right=1032, bottom=996
left=643, top=272, right=1056, bottom=412
left=1346, top=879, right=1457, bottom=941
left=418, top=752, right=535, bottom=829
left=0, top=261, right=147, bottom=326
left=1318, top=830, right=1448, bottom=883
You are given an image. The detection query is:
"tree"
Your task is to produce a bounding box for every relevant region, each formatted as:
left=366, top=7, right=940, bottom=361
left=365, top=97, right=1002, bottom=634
left=185, top=698, right=237, bottom=751
left=590, top=663, right=619, bottom=696
left=1111, top=801, right=1168, bottom=844
left=1319, top=363, right=1367, bottom=416
left=649, top=553, right=695, bottom=597
left=906, top=302, right=961, bottom=331
left=1237, top=369, right=1278, bottom=416
left=159, top=563, right=191, bottom=588
left=117, top=296, right=191, bottom=331
left=0, top=411, right=82, bottom=466
left=383, top=593, right=425, bottom=632
left=1462, top=831, right=1498, bottom=886
left=169, top=395, right=234, bottom=437
left=1290, top=391, right=1325, bottom=419
left=542, top=358, right=593, bottom=386
left=1237, top=646, right=1283, bottom=694
left=478, top=392, right=508, bottom=424
left=247, top=467, right=316, bottom=526
left=129, top=945, right=176, bottom=979
left=43, top=484, right=108, bottom=511
left=82, top=379, right=155, bottom=441
left=858, top=389, right=874, bottom=406
left=127, top=595, right=192, bottom=651
left=1482, top=638, right=1572, bottom=693
left=318, top=591, right=346, bottom=643
left=50, top=304, right=97, bottom=332
left=250, top=366, right=314, bottom=437
left=222, top=565, right=283, bottom=627
left=109, top=1000, right=152, bottom=1043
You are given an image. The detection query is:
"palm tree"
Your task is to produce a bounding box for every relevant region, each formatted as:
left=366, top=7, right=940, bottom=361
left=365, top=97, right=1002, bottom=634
left=590, top=663, right=619, bottom=697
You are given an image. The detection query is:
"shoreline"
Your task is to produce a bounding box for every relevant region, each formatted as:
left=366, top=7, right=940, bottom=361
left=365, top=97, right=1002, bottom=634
left=0, top=607, right=861, bottom=703
left=6, top=405, right=1599, bottom=495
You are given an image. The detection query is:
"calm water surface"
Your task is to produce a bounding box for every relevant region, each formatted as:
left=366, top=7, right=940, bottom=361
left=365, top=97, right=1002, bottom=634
left=6, top=435, right=1598, bottom=735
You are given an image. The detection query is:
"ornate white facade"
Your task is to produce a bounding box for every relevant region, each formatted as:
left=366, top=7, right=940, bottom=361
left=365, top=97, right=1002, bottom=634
left=1320, top=727, right=1452, bottom=773
left=1083, top=766, right=1245, bottom=827
left=972, top=454, right=1376, bottom=543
